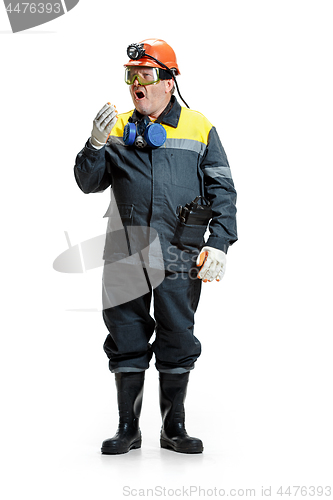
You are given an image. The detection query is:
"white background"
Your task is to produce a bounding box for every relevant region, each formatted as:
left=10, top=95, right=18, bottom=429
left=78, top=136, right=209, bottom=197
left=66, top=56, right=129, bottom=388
left=1, top=1, right=333, bottom=498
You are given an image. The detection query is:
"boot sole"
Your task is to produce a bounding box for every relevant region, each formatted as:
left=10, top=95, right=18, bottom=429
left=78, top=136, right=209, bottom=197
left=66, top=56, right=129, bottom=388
left=160, top=438, right=203, bottom=454
left=101, top=439, right=141, bottom=455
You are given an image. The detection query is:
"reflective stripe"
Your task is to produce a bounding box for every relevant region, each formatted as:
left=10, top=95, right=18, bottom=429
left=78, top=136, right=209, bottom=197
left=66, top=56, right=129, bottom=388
left=108, top=136, right=125, bottom=146
left=164, top=138, right=207, bottom=156
left=108, top=135, right=207, bottom=155
left=202, top=166, right=232, bottom=179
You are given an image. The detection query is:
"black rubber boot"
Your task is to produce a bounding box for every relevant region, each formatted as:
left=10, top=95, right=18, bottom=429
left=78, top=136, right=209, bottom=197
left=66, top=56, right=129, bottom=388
left=101, top=371, right=145, bottom=455
left=159, top=372, right=203, bottom=454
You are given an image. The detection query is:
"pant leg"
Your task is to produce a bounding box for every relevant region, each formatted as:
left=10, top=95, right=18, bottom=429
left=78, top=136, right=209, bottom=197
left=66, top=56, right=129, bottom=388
left=152, top=271, right=202, bottom=373
left=103, top=290, right=155, bottom=373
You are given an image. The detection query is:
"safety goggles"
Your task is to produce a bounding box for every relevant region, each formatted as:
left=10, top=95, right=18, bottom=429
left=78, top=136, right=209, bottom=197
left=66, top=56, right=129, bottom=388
left=124, top=66, right=161, bottom=86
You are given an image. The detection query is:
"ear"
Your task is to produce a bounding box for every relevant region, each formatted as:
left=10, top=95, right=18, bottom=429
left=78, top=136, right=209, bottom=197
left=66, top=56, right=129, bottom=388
left=164, top=79, right=175, bottom=94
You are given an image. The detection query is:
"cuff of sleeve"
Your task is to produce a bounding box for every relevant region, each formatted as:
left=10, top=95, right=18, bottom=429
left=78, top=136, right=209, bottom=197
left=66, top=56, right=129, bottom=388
left=205, top=236, right=230, bottom=254
left=90, top=136, right=106, bottom=149
left=83, top=138, right=105, bottom=158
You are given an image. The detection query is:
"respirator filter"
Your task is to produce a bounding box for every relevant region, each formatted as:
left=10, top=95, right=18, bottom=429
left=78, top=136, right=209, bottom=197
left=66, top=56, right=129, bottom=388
left=123, top=121, right=166, bottom=148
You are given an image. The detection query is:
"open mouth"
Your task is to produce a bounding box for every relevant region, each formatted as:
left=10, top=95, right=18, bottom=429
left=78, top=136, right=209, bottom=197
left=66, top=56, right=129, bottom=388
left=135, top=90, right=145, bottom=100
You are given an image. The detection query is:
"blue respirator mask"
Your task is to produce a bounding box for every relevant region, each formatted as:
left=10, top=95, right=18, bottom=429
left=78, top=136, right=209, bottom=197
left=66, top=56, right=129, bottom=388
left=123, top=116, right=167, bottom=149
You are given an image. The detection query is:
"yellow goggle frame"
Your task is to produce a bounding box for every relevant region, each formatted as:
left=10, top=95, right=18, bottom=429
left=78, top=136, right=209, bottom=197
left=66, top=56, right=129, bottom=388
left=125, top=67, right=161, bottom=86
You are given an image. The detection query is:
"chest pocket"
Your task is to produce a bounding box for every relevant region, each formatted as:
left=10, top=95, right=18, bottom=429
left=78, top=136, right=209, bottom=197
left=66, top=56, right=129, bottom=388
left=169, top=150, right=201, bottom=192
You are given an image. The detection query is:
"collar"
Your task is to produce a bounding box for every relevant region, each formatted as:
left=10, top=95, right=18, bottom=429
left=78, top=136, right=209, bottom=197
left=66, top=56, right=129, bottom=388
left=130, top=96, right=181, bottom=128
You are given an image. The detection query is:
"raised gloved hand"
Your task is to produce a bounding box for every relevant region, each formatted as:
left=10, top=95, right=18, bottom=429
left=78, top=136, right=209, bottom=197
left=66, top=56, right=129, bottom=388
left=196, top=246, right=227, bottom=282
left=90, top=103, right=118, bottom=149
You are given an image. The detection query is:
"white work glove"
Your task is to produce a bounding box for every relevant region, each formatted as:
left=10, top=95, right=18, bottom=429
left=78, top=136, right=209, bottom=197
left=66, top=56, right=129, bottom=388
left=196, top=246, right=227, bottom=282
left=90, top=103, right=118, bottom=149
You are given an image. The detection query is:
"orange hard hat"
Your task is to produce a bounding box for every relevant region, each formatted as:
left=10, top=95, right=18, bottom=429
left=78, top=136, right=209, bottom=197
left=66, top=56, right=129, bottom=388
left=125, top=38, right=180, bottom=75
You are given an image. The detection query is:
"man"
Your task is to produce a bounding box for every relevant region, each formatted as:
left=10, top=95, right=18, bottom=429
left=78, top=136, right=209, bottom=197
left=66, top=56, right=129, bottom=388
left=74, top=39, right=237, bottom=455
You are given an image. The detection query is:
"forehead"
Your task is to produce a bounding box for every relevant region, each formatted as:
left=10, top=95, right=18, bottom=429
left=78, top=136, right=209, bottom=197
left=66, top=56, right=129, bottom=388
left=126, top=66, right=157, bottom=72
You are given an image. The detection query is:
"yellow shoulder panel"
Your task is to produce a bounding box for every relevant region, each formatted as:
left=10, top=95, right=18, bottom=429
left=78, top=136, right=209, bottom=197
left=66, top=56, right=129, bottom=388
left=110, top=107, right=213, bottom=145
left=164, top=108, right=213, bottom=145
left=110, top=110, right=133, bottom=137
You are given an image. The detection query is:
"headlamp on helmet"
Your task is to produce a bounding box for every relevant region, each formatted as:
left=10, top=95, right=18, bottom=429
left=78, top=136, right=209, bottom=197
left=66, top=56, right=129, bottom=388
left=127, top=43, right=146, bottom=61
left=126, top=43, right=174, bottom=79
